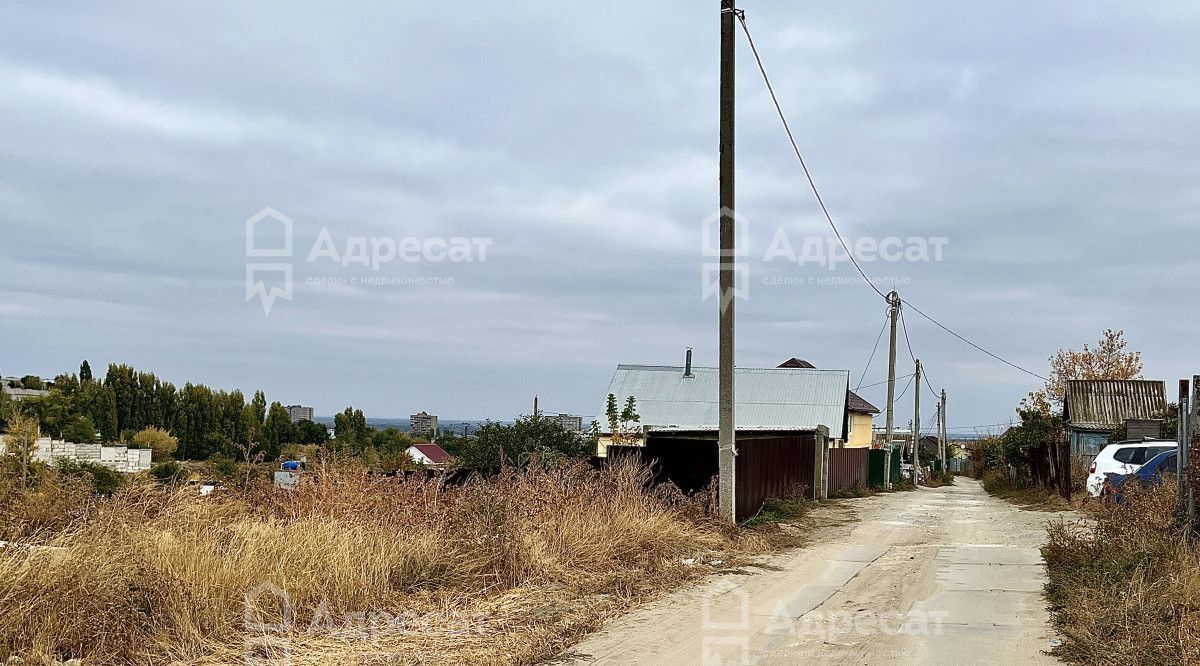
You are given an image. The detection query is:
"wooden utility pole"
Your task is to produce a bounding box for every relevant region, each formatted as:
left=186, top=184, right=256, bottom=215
left=940, top=388, right=948, bottom=471
left=883, top=291, right=900, bottom=489
left=717, top=0, right=739, bottom=522
left=913, top=359, right=922, bottom=475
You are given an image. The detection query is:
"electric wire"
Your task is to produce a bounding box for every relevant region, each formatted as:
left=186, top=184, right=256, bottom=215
left=856, top=372, right=915, bottom=391
left=856, top=313, right=890, bottom=391
left=894, top=372, right=915, bottom=402
left=902, top=299, right=1049, bottom=382
left=736, top=14, right=887, bottom=301
left=736, top=10, right=1053, bottom=433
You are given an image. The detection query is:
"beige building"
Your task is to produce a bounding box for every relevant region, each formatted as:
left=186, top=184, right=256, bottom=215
left=845, top=391, right=881, bottom=447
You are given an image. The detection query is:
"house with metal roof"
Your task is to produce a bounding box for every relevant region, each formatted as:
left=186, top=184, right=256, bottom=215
left=1063, top=379, right=1167, bottom=459
left=777, top=357, right=878, bottom=447
left=595, top=364, right=849, bottom=439
left=595, top=361, right=850, bottom=520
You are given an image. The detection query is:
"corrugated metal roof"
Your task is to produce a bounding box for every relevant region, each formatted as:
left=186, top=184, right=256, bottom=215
left=1063, top=379, right=1167, bottom=431
left=596, top=364, right=847, bottom=434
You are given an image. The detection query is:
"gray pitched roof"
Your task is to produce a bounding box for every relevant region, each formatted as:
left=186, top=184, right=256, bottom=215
left=1063, top=379, right=1167, bottom=431
left=597, top=364, right=848, bottom=435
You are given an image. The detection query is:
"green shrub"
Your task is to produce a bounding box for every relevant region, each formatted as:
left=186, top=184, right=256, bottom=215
left=925, top=470, right=956, bottom=487
left=54, top=458, right=123, bottom=495
left=830, top=483, right=875, bottom=498
left=150, top=460, right=186, bottom=484
left=207, top=453, right=238, bottom=479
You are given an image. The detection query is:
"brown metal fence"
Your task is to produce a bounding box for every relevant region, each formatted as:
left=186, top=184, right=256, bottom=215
left=827, top=447, right=870, bottom=493
left=735, top=434, right=817, bottom=520
left=608, top=431, right=818, bottom=522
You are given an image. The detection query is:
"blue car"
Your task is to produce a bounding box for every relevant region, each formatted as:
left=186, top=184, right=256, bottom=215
left=1104, top=449, right=1178, bottom=501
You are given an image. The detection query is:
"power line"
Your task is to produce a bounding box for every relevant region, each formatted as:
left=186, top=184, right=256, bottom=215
left=856, top=372, right=915, bottom=391
left=902, top=299, right=1049, bottom=382
left=894, top=372, right=915, bottom=402
left=737, top=12, right=1049, bottom=387
left=898, top=304, right=918, bottom=364
left=855, top=313, right=890, bottom=391
left=898, top=304, right=945, bottom=405
left=736, top=14, right=887, bottom=301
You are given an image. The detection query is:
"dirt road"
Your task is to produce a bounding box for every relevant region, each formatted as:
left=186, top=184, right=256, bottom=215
left=566, top=479, right=1073, bottom=665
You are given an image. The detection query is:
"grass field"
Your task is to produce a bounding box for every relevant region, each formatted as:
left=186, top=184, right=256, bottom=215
left=0, top=459, right=789, bottom=665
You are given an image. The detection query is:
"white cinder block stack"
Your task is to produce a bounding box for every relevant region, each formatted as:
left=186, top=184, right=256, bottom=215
left=0, top=436, right=153, bottom=473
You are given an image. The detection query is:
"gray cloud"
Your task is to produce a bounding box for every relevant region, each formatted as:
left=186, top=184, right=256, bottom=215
left=1, top=1, right=1195, bottom=429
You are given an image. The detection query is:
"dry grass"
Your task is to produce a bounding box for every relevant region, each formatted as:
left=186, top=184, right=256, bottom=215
left=979, top=469, right=1086, bottom=512
left=1043, top=481, right=1200, bottom=664
left=0, top=459, right=776, bottom=665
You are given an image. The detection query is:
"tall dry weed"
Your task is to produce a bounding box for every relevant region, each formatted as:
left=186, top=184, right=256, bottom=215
left=1043, top=479, right=1200, bottom=663
left=0, top=458, right=759, bottom=665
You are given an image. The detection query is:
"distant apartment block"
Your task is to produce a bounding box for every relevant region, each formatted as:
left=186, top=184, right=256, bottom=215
left=545, top=413, right=584, bottom=433
left=410, top=411, right=438, bottom=436
left=285, top=404, right=315, bottom=423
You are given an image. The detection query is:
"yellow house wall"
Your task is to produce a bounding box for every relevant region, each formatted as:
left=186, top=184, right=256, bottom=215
left=846, top=411, right=875, bottom=447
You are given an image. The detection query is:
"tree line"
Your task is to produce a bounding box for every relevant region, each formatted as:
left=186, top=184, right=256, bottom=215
left=1, top=361, right=597, bottom=470
left=2, top=361, right=328, bottom=461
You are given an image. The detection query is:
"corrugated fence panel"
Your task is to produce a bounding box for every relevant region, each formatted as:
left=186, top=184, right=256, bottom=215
left=828, top=448, right=869, bottom=492
left=609, top=434, right=819, bottom=523
left=736, top=434, right=816, bottom=521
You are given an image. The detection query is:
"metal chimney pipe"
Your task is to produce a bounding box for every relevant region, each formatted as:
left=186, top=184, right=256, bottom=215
left=684, top=348, right=694, bottom=377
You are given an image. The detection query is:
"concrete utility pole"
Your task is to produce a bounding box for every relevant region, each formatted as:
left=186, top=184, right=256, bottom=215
left=883, top=291, right=900, bottom=489
left=913, top=359, right=921, bottom=474
left=940, top=388, right=948, bottom=471
left=1179, top=380, right=1190, bottom=522
left=717, top=0, right=739, bottom=522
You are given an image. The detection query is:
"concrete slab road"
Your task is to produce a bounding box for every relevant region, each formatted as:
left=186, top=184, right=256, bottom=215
left=566, top=478, right=1073, bottom=666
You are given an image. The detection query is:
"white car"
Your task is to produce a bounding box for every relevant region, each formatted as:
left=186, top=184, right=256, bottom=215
left=1087, top=439, right=1177, bottom=497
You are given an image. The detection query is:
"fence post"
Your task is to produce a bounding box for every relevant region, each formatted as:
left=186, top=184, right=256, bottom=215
left=1179, top=380, right=1190, bottom=510
left=1059, top=428, right=1071, bottom=501
left=1188, top=376, right=1199, bottom=533
left=815, top=425, right=829, bottom=500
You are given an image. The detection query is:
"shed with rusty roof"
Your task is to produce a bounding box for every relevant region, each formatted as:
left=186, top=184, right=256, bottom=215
left=1063, top=379, right=1167, bottom=457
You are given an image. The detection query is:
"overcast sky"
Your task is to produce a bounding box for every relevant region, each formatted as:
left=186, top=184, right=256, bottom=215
left=2, top=2, right=1196, bottom=431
